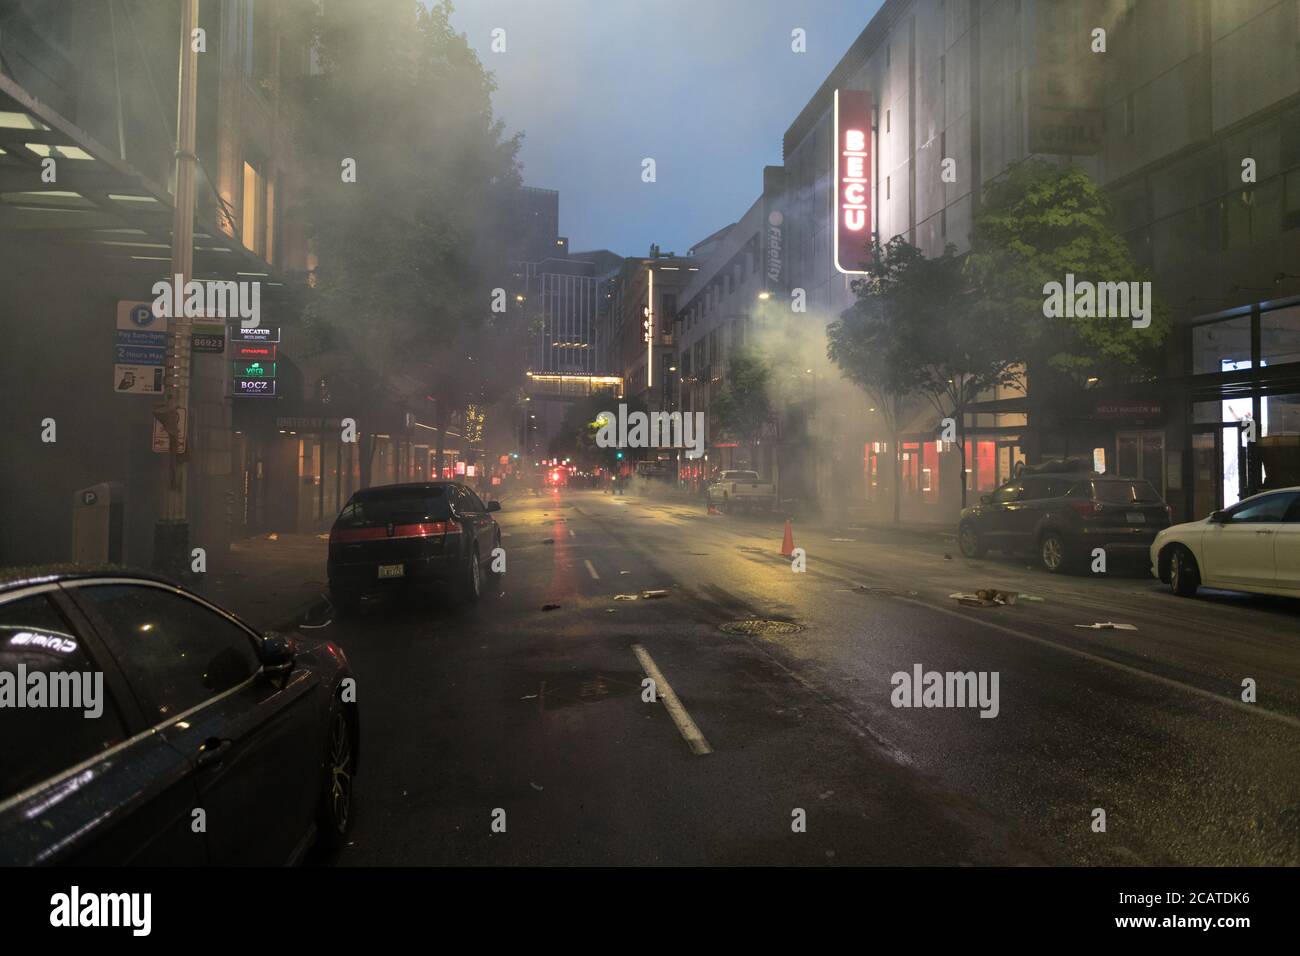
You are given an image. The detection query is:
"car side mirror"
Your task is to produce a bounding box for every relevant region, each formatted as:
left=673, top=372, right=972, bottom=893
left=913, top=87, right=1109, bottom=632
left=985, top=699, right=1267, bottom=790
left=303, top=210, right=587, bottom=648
left=979, top=494, right=992, bottom=505
left=487, top=500, right=501, bottom=512
left=1209, top=510, right=1227, bottom=524
left=259, top=631, right=296, bottom=672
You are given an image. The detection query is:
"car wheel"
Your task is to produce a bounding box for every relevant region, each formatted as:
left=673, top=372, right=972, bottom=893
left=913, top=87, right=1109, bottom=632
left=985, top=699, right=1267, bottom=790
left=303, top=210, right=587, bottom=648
left=461, top=545, right=482, bottom=603
left=1040, top=531, right=1071, bottom=573
left=1169, top=545, right=1201, bottom=597
left=958, top=522, right=987, bottom=558
left=316, top=705, right=356, bottom=853
left=330, top=589, right=361, bottom=618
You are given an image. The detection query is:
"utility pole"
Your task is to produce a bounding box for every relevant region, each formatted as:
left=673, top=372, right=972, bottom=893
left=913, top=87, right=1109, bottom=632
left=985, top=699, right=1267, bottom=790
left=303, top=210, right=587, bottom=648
left=153, top=0, right=199, bottom=575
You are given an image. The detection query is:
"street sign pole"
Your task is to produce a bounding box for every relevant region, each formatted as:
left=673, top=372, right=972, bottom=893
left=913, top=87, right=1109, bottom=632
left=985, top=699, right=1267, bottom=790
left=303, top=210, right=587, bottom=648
left=154, top=0, right=199, bottom=575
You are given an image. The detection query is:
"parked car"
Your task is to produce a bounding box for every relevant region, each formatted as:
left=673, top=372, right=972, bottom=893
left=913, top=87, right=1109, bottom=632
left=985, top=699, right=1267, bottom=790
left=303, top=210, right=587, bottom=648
left=0, top=569, right=357, bottom=865
left=1152, top=487, right=1300, bottom=597
left=957, top=472, right=1171, bottom=573
left=706, top=470, right=776, bottom=514
left=327, top=481, right=502, bottom=613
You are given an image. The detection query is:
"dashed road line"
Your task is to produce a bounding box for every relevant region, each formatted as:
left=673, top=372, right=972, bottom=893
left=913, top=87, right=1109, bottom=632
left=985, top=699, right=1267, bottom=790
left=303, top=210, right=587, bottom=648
left=632, top=644, right=713, bottom=756
left=584, top=559, right=600, bottom=580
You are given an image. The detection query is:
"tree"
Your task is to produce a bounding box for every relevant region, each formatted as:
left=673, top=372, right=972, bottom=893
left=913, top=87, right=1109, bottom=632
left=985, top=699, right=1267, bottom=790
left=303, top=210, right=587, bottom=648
left=299, top=0, right=523, bottom=486
left=713, top=347, right=773, bottom=470
left=895, top=243, right=1021, bottom=507
left=965, top=159, right=1170, bottom=397
left=827, top=236, right=927, bottom=525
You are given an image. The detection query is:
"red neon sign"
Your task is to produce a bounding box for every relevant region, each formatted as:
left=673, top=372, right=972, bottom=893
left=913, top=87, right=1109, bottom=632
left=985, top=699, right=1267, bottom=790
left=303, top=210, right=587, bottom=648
left=834, top=89, right=873, bottom=274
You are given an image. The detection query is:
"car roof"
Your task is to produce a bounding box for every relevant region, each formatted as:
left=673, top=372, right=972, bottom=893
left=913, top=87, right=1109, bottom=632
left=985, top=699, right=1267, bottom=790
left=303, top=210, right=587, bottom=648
left=0, top=564, right=180, bottom=596
left=351, top=481, right=461, bottom=496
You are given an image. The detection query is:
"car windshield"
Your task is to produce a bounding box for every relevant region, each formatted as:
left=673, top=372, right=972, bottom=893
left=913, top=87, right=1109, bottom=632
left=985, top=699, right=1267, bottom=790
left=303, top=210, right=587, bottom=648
left=1090, top=480, right=1162, bottom=504
left=337, top=488, right=452, bottom=526
left=725, top=472, right=759, bottom=481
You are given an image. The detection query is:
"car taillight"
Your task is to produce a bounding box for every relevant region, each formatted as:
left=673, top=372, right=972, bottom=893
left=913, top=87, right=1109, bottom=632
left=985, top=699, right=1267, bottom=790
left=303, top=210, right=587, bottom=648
left=1165, top=504, right=1174, bottom=521
left=332, top=526, right=389, bottom=543
left=1069, top=500, right=1102, bottom=517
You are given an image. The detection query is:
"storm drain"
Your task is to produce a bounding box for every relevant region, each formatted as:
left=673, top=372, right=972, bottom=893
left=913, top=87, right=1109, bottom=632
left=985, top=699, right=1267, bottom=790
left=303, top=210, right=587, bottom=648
left=719, top=619, right=805, bottom=636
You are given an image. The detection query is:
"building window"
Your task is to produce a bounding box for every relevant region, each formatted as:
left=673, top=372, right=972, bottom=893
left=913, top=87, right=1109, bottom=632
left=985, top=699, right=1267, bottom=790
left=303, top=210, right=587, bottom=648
left=241, top=159, right=276, bottom=262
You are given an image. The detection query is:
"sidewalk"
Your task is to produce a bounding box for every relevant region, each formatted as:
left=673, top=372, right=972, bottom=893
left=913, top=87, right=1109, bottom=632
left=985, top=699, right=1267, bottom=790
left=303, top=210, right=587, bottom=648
left=199, top=532, right=331, bottom=631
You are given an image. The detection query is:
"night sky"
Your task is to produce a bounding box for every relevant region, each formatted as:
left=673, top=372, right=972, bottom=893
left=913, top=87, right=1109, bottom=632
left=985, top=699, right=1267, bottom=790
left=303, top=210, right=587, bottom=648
left=448, top=0, right=885, bottom=257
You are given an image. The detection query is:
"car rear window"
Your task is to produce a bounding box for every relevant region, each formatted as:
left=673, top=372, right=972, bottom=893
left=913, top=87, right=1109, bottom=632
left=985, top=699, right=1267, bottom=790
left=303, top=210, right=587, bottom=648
left=725, top=471, right=759, bottom=481
left=337, top=488, right=452, bottom=526
left=1089, top=480, right=1162, bottom=504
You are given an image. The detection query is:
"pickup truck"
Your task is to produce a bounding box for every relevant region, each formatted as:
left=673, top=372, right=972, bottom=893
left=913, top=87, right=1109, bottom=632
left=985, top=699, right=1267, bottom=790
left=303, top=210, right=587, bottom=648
left=706, top=470, right=776, bottom=513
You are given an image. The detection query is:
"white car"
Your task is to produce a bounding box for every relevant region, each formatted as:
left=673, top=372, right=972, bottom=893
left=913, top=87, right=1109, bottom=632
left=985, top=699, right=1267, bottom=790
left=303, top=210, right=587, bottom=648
left=1151, top=487, right=1300, bottom=597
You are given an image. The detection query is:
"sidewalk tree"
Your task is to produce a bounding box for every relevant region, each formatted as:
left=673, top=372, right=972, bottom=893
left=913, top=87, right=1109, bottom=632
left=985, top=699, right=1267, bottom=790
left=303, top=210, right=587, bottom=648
left=965, top=159, right=1171, bottom=425
left=300, top=0, right=523, bottom=487
left=827, top=236, right=926, bottom=525
left=713, top=347, right=773, bottom=470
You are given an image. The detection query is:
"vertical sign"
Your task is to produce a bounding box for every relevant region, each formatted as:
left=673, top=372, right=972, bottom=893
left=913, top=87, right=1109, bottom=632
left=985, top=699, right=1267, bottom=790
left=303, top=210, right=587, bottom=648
left=762, top=165, right=786, bottom=295
left=833, top=89, right=873, bottom=275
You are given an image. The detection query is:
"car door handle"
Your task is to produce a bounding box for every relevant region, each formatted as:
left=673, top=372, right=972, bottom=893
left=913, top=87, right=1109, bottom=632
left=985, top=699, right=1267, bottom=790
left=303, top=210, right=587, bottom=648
left=195, top=737, right=232, bottom=769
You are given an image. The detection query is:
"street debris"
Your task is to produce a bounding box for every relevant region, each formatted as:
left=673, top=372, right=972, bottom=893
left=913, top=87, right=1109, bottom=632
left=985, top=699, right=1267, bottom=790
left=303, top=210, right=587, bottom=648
left=619, top=570, right=631, bottom=575
left=316, top=533, right=330, bottom=540
left=831, top=537, right=856, bottom=542
left=542, top=538, right=555, bottom=544
left=520, top=694, right=538, bottom=700
left=530, top=782, right=544, bottom=791
left=267, top=533, right=279, bottom=541
left=613, top=594, right=639, bottom=601
left=640, top=589, right=668, bottom=599
left=1074, top=622, right=1138, bottom=631
left=541, top=603, right=561, bottom=611
left=950, top=589, right=1020, bottom=607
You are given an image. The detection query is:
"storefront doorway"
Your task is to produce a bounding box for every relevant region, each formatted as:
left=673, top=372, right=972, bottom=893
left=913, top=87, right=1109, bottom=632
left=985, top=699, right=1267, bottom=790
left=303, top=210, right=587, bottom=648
left=1191, top=422, right=1247, bottom=517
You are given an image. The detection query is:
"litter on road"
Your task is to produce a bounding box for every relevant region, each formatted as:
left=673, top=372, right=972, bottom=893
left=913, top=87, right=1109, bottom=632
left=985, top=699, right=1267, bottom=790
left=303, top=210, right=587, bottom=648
left=950, top=589, right=1020, bottom=607
left=640, top=589, right=668, bottom=599
left=541, top=603, right=561, bottom=611
left=1074, top=622, right=1138, bottom=631
left=614, top=594, right=639, bottom=601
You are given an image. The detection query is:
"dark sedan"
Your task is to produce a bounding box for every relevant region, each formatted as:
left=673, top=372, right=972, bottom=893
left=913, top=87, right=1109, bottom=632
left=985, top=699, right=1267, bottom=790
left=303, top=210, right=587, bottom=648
left=327, top=481, right=503, bottom=613
left=958, top=472, right=1171, bottom=573
left=0, top=569, right=357, bottom=865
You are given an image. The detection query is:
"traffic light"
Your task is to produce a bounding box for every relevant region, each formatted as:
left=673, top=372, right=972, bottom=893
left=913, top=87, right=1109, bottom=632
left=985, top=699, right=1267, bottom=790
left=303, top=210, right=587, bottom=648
left=616, top=452, right=624, bottom=460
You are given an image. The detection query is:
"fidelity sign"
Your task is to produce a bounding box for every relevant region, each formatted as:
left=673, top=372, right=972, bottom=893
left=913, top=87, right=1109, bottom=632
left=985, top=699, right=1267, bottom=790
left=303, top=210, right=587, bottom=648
left=833, top=89, right=873, bottom=275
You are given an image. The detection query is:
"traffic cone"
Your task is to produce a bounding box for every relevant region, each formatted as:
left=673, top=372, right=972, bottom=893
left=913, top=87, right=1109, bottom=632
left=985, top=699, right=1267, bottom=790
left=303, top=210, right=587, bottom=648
left=780, top=518, right=795, bottom=557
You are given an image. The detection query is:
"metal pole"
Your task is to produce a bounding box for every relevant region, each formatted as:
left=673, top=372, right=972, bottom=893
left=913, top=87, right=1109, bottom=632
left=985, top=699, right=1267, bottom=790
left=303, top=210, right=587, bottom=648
left=155, top=0, right=199, bottom=573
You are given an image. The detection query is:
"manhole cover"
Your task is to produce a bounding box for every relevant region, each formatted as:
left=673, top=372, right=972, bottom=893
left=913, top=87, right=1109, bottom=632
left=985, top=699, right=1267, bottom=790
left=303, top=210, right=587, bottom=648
left=719, top=619, right=805, bottom=636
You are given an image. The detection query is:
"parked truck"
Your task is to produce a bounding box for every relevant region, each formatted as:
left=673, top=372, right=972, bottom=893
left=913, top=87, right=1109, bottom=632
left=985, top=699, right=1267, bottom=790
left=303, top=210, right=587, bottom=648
left=706, top=470, right=776, bottom=514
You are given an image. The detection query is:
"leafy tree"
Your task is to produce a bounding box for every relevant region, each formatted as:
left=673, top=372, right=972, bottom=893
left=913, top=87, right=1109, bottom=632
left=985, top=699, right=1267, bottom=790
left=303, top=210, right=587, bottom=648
left=713, top=347, right=773, bottom=469
left=965, top=159, right=1170, bottom=394
left=299, top=0, right=523, bottom=486
left=827, top=236, right=927, bottom=524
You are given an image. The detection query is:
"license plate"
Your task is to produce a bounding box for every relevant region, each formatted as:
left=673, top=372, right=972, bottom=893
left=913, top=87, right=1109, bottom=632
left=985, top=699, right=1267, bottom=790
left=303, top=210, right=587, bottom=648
left=377, top=563, right=405, bottom=579
left=1126, top=512, right=1146, bottom=524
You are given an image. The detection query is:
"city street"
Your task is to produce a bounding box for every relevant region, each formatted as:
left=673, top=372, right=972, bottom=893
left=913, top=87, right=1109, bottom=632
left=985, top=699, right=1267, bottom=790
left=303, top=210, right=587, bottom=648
left=321, top=489, right=1300, bottom=867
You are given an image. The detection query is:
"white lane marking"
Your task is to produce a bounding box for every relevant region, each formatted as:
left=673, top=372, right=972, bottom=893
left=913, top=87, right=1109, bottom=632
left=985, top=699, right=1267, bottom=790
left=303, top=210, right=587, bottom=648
left=584, top=559, right=600, bottom=580
left=632, top=644, right=713, bottom=756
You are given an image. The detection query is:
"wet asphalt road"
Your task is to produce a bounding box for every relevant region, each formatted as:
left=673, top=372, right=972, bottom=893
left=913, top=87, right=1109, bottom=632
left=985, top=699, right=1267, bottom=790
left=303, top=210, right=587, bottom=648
left=319, top=488, right=1300, bottom=866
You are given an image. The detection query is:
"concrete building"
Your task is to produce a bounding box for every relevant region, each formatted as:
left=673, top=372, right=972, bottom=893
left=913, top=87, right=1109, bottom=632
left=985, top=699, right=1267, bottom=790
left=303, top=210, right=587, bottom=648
left=767, top=0, right=1300, bottom=523
left=0, top=0, right=327, bottom=566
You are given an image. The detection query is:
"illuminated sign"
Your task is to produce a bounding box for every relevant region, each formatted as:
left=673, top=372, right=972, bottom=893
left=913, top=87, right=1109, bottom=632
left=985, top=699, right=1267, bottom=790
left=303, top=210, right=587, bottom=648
left=233, top=342, right=276, bottom=361
left=231, top=361, right=276, bottom=378
left=833, top=89, right=873, bottom=275
left=232, top=326, right=280, bottom=343
left=233, top=378, right=276, bottom=397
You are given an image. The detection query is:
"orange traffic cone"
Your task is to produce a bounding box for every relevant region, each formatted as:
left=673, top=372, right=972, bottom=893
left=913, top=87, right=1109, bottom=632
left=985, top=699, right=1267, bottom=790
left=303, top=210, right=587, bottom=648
left=780, top=518, right=795, bottom=557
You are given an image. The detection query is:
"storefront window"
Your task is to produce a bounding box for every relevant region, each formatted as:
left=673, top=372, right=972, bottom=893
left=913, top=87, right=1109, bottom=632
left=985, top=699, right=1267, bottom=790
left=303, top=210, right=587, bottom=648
left=1261, top=305, right=1300, bottom=368
left=1260, top=392, right=1300, bottom=488
left=1191, top=315, right=1251, bottom=375
left=901, top=442, right=920, bottom=494
left=964, top=440, right=997, bottom=492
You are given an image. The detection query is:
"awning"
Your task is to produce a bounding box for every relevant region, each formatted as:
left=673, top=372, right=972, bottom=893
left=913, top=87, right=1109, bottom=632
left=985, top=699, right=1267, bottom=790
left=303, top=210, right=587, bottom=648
left=0, top=71, right=291, bottom=286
